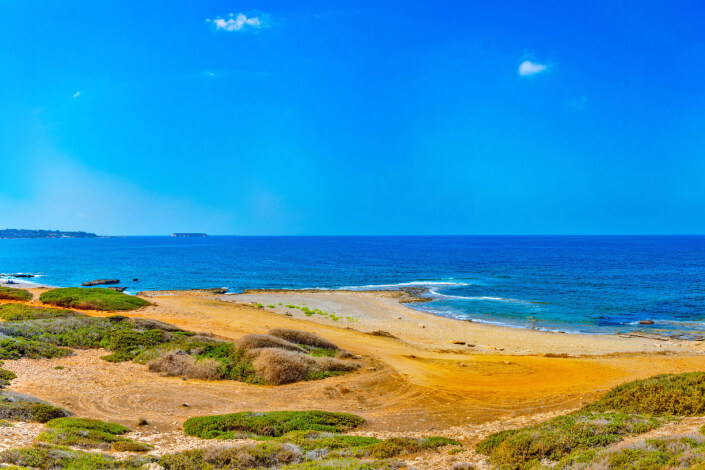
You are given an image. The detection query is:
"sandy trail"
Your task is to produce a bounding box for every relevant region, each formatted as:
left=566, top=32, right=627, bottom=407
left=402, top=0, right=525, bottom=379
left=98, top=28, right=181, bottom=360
left=3, top=289, right=704, bottom=442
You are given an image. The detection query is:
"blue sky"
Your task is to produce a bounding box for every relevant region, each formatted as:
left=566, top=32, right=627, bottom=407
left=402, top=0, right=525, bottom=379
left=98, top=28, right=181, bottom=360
left=1, top=1, right=704, bottom=235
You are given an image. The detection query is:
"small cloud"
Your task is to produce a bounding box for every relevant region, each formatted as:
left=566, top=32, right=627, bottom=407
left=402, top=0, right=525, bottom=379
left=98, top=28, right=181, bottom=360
left=206, top=13, right=264, bottom=32
left=518, top=60, right=547, bottom=77
left=72, top=91, right=81, bottom=98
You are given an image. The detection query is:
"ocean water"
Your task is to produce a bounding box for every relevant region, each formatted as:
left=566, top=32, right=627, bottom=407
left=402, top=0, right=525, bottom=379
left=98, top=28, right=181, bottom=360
left=0, top=236, right=703, bottom=337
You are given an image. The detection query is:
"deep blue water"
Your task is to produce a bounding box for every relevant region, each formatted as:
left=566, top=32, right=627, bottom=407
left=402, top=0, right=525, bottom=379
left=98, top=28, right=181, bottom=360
left=0, top=236, right=704, bottom=337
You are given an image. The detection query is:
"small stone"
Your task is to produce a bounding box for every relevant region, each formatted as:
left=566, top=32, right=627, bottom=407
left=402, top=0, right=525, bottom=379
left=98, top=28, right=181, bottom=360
left=418, top=323, right=425, bottom=328
left=181, top=403, right=190, bottom=407
left=451, top=463, right=474, bottom=470
left=638, top=320, right=655, bottom=325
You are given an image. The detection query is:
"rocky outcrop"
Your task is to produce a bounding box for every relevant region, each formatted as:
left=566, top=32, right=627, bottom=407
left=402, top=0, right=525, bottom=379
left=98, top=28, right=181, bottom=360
left=638, top=320, right=655, bottom=325
left=81, top=279, right=120, bottom=287
left=107, top=287, right=127, bottom=292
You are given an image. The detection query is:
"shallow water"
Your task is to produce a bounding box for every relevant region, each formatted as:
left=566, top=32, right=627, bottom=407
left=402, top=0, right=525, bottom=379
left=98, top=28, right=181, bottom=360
left=0, top=236, right=703, bottom=336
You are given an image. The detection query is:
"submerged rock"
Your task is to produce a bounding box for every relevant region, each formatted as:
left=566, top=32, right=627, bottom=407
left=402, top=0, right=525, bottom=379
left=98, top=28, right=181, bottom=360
left=638, top=320, right=655, bottom=325
left=107, top=287, right=127, bottom=292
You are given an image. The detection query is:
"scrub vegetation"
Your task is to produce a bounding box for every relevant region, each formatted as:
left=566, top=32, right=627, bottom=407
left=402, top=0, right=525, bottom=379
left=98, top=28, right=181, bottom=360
left=0, top=302, right=357, bottom=385
left=0, top=287, right=32, bottom=302
left=477, top=371, right=705, bottom=469
left=38, top=288, right=150, bottom=311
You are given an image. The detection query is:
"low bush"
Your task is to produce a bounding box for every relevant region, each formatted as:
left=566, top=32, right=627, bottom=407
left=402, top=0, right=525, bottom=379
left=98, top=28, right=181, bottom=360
left=249, top=348, right=357, bottom=385
left=476, top=412, right=670, bottom=469
left=0, top=444, right=149, bottom=469
left=0, top=288, right=32, bottom=302
left=270, top=430, right=458, bottom=459
left=0, top=303, right=83, bottom=321
left=148, top=351, right=222, bottom=379
left=0, top=338, right=72, bottom=360
left=183, top=411, right=366, bottom=439
left=0, top=396, right=69, bottom=422
left=39, top=287, right=150, bottom=311
left=281, top=460, right=390, bottom=470
left=586, top=372, right=705, bottom=416
left=237, top=334, right=306, bottom=353
left=269, top=329, right=338, bottom=350
left=38, top=418, right=152, bottom=452
left=556, top=435, right=705, bottom=469
left=0, top=363, right=17, bottom=388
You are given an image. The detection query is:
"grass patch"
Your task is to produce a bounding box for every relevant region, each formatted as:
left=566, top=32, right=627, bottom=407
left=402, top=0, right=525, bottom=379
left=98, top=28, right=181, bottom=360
left=586, top=372, right=705, bottom=416
left=39, top=287, right=150, bottom=311
left=476, top=412, right=670, bottom=469
left=0, top=303, right=83, bottom=321
left=0, top=288, right=32, bottom=302
left=184, top=411, right=366, bottom=439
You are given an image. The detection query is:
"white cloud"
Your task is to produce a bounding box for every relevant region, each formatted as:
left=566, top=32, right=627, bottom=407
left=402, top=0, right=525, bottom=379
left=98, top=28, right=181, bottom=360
left=518, top=60, right=547, bottom=77
left=207, top=13, right=263, bottom=32
left=72, top=91, right=81, bottom=98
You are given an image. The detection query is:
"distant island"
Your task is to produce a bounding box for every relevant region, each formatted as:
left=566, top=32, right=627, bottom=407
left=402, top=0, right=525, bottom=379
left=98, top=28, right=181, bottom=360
left=172, top=233, right=208, bottom=237
left=0, top=229, right=99, bottom=239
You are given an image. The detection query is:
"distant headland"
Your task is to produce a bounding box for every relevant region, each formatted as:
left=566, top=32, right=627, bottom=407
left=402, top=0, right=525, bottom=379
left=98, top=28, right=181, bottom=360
left=172, top=233, right=208, bottom=237
left=0, top=229, right=99, bottom=239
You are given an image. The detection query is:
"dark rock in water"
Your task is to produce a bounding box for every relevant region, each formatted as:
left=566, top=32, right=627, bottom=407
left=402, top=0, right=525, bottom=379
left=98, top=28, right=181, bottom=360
left=133, top=279, right=139, bottom=282
left=638, top=320, right=655, bottom=325
left=107, top=287, right=127, bottom=292
left=1, top=274, right=36, bottom=278
left=81, top=279, right=120, bottom=287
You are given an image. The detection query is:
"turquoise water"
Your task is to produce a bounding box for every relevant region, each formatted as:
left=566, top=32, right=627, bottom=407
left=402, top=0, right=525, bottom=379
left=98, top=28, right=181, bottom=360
left=0, top=236, right=703, bottom=337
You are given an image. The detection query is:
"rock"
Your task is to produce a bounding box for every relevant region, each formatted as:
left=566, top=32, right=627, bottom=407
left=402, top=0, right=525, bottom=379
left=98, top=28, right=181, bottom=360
left=394, top=316, right=402, bottom=320
left=133, top=278, right=139, bottom=282
left=107, top=287, right=127, bottom=292
left=638, top=320, right=655, bottom=325
left=418, top=323, right=425, bottom=328
left=451, top=464, right=474, bottom=470
left=181, top=403, right=189, bottom=407
left=81, top=279, right=120, bottom=286
left=449, top=340, right=466, bottom=345
left=203, top=287, right=229, bottom=294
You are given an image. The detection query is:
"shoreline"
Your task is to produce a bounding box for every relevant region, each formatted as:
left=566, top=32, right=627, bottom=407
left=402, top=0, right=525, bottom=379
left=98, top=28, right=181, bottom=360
left=5, top=279, right=703, bottom=342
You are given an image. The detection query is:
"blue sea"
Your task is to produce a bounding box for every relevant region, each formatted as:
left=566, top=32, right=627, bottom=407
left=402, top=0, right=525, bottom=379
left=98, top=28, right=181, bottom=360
left=1, top=236, right=703, bottom=338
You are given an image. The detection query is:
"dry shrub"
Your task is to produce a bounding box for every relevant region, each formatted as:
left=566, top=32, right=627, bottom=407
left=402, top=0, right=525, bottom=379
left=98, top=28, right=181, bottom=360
left=268, top=329, right=338, bottom=350
left=249, top=348, right=358, bottom=385
left=147, top=350, right=222, bottom=379
left=237, top=334, right=305, bottom=353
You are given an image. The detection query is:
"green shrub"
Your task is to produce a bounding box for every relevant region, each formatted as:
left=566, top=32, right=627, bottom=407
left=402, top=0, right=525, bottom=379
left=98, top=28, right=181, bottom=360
left=281, top=459, right=388, bottom=470
left=0, top=288, right=32, bottom=302
left=587, top=372, right=705, bottom=416
left=555, top=436, right=705, bottom=470
left=359, top=436, right=459, bottom=459
left=45, top=417, right=130, bottom=435
left=39, top=418, right=152, bottom=452
left=0, top=444, right=148, bottom=469
left=0, top=365, right=17, bottom=388
left=184, top=411, right=366, bottom=438
left=476, top=412, right=670, bottom=469
left=0, top=338, right=72, bottom=360
left=0, top=396, right=69, bottom=422
left=0, top=303, right=83, bottom=321
left=39, top=287, right=150, bottom=311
